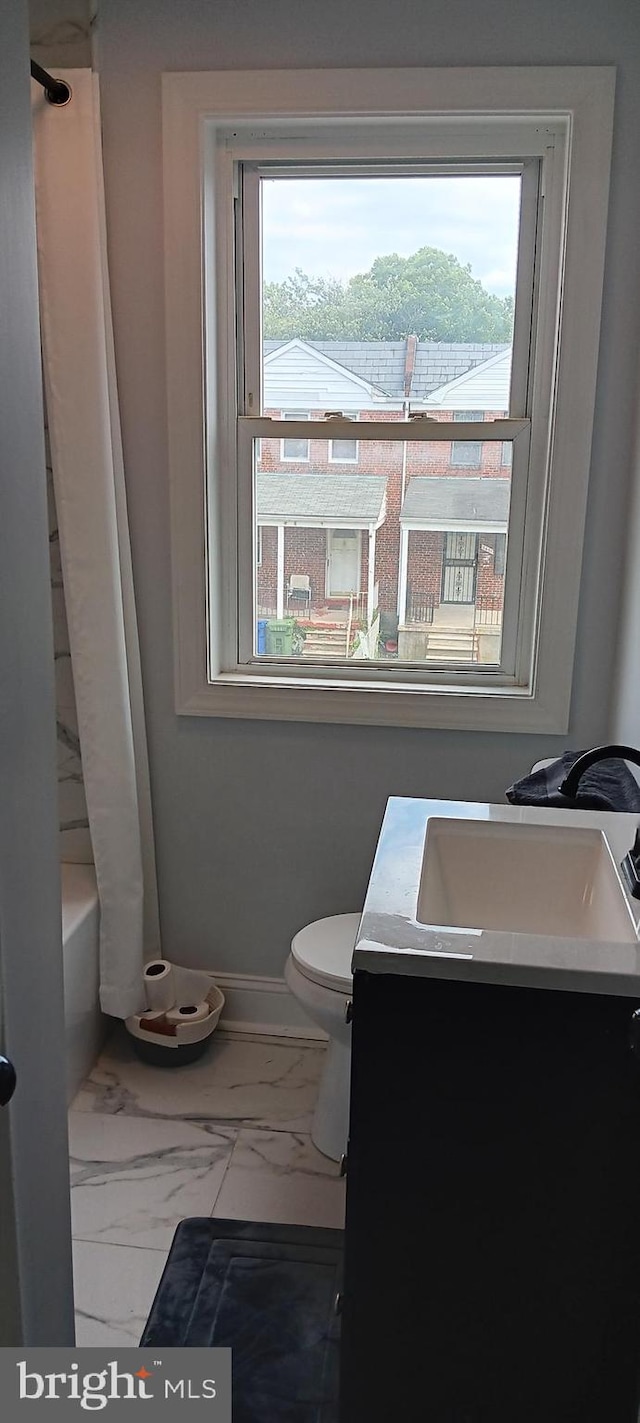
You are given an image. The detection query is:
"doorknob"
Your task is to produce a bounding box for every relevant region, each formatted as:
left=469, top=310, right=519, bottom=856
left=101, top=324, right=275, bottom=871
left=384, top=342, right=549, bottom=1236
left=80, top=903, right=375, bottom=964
left=0, top=1056, right=16, bottom=1106
left=629, top=1009, right=640, bottom=1060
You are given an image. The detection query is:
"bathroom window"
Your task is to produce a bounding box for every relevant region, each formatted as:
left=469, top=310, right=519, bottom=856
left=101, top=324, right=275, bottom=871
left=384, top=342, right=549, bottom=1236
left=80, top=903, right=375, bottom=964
left=163, top=66, right=614, bottom=731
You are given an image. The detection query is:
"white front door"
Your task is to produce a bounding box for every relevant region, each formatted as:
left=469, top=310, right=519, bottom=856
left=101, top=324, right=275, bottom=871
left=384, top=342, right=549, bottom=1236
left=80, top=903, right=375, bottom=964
left=328, top=529, right=360, bottom=595
left=0, top=4, right=75, bottom=1346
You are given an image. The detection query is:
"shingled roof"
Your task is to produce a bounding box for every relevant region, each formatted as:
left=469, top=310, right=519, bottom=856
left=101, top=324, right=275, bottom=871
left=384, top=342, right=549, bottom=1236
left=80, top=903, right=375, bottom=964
left=257, top=472, right=387, bottom=526
left=400, top=477, right=510, bottom=526
left=263, top=339, right=508, bottom=399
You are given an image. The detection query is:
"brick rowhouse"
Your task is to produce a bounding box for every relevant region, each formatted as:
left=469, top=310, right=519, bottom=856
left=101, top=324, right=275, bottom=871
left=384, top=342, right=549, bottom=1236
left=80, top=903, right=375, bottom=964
left=256, top=339, right=511, bottom=627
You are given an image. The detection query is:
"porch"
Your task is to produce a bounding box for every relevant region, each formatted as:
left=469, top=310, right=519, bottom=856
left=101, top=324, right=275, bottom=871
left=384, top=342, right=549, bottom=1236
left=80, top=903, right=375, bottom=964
left=256, top=472, right=387, bottom=634
left=397, top=476, right=508, bottom=661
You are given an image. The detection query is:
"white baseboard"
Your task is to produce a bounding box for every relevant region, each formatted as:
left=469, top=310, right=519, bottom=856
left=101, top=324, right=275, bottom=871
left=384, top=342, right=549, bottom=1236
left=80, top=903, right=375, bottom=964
left=213, top=971, right=328, bottom=1042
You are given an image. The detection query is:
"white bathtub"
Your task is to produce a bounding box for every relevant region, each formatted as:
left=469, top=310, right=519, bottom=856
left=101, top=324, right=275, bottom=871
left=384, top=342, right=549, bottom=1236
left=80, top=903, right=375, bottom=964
left=61, top=863, right=105, bottom=1103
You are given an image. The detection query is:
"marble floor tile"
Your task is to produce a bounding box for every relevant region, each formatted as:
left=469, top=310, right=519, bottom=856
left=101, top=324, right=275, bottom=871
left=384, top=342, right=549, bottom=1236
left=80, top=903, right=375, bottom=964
left=73, top=1240, right=166, bottom=1347
left=72, top=1027, right=325, bottom=1134
left=213, top=1129, right=346, bottom=1230
left=69, top=1111, right=236, bottom=1251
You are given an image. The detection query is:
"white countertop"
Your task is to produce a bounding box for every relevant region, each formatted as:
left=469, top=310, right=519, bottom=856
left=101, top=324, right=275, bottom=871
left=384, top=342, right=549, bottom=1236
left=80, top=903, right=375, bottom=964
left=353, top=798, right=640, bottom=996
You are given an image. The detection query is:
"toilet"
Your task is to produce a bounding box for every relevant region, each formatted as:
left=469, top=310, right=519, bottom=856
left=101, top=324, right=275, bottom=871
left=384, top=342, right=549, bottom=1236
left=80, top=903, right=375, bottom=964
left=285, top=913, right=360, bottom=1162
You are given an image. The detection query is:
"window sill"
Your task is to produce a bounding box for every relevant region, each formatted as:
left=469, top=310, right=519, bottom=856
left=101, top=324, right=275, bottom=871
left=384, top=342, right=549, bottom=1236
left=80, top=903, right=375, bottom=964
left=177, top=670, right=568, bottom=734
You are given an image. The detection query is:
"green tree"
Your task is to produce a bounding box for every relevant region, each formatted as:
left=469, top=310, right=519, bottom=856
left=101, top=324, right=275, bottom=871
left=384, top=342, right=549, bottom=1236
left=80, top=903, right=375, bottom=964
left=263, top=247, right=513, bottom=343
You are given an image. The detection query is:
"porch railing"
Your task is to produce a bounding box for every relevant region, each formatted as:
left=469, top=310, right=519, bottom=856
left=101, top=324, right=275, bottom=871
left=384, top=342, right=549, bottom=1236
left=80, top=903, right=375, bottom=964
left=473, top=594, right=503, bottom=627
left=405, top=591, right=435, bottom=625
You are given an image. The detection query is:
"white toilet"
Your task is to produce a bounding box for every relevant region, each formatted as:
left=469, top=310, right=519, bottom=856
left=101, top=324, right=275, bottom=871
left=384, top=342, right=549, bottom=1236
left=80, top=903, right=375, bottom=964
left=284, top=912, right=360, bottom=1162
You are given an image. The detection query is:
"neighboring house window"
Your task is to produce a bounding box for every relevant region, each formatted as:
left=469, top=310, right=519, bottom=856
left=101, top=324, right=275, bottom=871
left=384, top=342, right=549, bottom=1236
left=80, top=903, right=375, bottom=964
left=256, top=525, right=263, bottom=567
left=493, top=532, right=507, bottom=578
left=451, top=411, right=482, bottom=467
left=329, top=436, right=358, bottom=462
left=281, top=413, right=310, bottom=461
left=163, top=67, right=614, bottom=733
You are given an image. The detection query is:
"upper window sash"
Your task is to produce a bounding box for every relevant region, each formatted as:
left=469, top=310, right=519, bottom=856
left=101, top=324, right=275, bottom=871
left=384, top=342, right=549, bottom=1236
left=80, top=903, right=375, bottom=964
left=238, top=155, right=542, bottom=422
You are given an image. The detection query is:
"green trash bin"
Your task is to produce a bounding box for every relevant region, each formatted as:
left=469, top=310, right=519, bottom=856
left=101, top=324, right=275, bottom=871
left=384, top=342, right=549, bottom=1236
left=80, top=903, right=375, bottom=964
left=266, top=619, right=294, bottom=656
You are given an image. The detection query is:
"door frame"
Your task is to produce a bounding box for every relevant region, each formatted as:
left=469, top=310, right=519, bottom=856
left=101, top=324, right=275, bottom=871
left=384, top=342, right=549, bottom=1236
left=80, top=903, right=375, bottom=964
left=0, top=0, right=75, bottom=1346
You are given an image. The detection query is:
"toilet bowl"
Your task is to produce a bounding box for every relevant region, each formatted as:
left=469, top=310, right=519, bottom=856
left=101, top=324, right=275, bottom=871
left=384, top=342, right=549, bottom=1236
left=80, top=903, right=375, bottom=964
left=284, top=913, right=360, bottom=1162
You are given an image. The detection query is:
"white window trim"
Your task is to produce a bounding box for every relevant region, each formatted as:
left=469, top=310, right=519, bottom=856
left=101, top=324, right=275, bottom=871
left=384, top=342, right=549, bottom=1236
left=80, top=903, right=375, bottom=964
left=162, top=66, right=615, bottom=732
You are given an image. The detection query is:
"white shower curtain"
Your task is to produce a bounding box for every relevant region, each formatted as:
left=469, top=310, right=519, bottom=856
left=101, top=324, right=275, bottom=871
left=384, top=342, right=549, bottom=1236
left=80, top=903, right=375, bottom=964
left=32, top=70, right=160, bottom=1018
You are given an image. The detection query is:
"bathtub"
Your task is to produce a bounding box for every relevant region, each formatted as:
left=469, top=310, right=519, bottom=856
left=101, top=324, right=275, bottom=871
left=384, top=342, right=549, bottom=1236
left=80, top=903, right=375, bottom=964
left=61, top=862, right=106, bottom=1103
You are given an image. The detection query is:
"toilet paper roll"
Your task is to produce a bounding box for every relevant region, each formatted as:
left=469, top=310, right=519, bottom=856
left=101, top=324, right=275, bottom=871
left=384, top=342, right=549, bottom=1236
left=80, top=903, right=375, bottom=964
left=139, top=1014, right=176, bottom=1037
left=165, top=1001, right=210, bottom=1025
left=143, top=960, right=176, bottom=1012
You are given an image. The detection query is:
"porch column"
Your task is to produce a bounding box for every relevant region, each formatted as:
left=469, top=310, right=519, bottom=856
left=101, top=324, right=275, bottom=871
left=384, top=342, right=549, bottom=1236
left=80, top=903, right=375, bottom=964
left=276, top=523, right=285, bottom=619
left=367, top=526, right=377, bottom=627
left=397, top=524, right=409, bottom=623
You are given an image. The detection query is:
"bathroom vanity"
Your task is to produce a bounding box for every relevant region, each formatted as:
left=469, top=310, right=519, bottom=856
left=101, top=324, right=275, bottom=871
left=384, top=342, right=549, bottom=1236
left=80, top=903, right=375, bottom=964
left=339, top=799, right=640, bottom=1423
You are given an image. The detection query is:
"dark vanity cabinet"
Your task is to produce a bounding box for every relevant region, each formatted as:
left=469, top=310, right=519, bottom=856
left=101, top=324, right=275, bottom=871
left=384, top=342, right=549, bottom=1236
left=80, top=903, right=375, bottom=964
left=339, top=969, right=640, bottom=1423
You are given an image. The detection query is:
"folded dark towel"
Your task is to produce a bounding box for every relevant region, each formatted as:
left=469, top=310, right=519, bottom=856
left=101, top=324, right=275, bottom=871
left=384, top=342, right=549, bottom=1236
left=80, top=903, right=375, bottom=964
left=506, top=749, right=640, bottom=812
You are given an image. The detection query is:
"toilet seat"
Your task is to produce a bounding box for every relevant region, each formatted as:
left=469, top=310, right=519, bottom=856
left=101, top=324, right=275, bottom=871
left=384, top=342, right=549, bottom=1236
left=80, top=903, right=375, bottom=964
left=290, top=913, right=360, bottom=993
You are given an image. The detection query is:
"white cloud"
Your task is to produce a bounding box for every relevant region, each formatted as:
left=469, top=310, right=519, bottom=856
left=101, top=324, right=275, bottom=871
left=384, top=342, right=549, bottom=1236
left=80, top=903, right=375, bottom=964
left=262, top=175, right=521, bottom=296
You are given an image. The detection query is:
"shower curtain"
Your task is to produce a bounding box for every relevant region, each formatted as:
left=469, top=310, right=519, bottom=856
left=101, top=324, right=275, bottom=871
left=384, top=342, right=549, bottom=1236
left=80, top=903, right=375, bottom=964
left=32, top=70, right=160, bottom=1018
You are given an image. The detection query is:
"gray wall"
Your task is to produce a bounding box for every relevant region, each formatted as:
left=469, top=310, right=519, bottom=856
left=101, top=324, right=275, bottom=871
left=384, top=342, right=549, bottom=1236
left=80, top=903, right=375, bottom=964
left=93, top=0, right=640, bottom=977
left=613, top=398, right=640, bottom=748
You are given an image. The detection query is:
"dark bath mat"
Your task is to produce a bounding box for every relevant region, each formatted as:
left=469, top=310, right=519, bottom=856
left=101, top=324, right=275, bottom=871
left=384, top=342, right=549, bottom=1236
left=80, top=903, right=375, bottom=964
left=141, top=1217, right=343, bottom=1423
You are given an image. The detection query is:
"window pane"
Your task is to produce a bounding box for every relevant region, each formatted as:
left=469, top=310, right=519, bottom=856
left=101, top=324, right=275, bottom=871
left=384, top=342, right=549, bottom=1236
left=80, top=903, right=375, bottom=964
left=330, top=438, right=358, bottom=461
left=282, top=436, right=309, bottom=459
left=451, top=440, right=482, bottom=466
left=451, top=410, right=482, bottom=466
left=261, top=172, right=520, bottom=420
left=281, top=410, right=309, bottom=461
left=252, top=438, right=511, bottom=666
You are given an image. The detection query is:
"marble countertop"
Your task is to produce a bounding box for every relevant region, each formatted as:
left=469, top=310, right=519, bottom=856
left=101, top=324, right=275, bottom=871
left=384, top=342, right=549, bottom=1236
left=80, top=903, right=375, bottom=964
left=354, top=798, right=640, bottom=997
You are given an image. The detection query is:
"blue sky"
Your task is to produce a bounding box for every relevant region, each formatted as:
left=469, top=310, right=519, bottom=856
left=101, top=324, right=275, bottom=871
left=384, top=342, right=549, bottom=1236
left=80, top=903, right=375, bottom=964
left=262, top=175, right=521, bottom=297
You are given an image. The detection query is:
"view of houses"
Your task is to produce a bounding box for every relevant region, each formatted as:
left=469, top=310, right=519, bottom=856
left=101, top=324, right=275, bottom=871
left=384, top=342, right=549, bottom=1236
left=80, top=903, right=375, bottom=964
left=254, top=335, right=513, bottom=664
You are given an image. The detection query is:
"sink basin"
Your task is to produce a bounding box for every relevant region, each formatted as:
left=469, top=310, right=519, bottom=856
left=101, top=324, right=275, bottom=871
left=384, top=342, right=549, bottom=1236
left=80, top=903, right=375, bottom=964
left=417, top=818, right=637, bottom=942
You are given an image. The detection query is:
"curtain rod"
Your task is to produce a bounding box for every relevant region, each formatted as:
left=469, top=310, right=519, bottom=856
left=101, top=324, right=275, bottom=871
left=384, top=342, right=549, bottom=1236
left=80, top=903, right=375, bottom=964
left=30, top=60, right=72, bottom=107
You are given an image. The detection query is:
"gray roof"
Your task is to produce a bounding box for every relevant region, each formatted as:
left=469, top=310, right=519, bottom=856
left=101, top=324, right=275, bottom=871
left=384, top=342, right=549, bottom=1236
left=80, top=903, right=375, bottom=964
left=401, top=477, right=510, bottom=525
left=263, top=339, right=508, bottom=398
left=257, top=472, right=386, bottom=525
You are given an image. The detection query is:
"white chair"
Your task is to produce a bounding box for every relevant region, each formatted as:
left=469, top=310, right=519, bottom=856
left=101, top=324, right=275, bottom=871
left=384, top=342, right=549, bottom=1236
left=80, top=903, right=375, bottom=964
left=286, top=573, right=311, bottom=616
